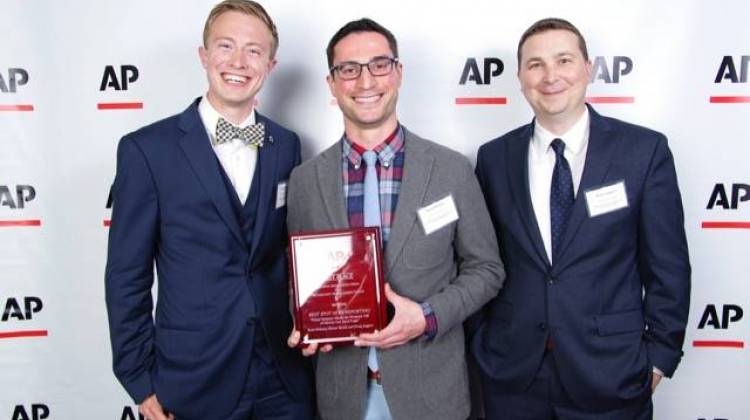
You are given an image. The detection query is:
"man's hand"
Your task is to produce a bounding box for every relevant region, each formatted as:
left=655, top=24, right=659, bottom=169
left=651, top=371, right=663, bottom=393
left=139, top=394, right=174, bottom=420
left=355, top=284, right=426, bottom=349
left=287, top=328, right=333, bottom=356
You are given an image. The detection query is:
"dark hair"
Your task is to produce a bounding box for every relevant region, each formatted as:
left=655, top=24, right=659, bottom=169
left=326, top=18, right=398, bottom=72
left=517, top=18, right=588, bottom=67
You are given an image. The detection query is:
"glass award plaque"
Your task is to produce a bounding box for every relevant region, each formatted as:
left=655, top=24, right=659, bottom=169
left=289, top=227, right=387, bottom=345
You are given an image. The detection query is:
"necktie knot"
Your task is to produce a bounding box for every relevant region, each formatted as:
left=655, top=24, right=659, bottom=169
left=215, top=118, right=264, bottom=147
left=362, top=150, right=378, bottom=167
left=551, top=138, right=566, bottom=157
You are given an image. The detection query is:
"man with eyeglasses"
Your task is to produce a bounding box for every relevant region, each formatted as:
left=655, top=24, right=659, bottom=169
left=286, top=18, right=504, bottom=420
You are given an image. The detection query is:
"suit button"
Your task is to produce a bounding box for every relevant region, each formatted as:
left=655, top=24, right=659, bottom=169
left=546, top=276, right=555, bottom=285
left=537, top=322, right=547, bottom=331
left=247, top=317, right=258, bottom=326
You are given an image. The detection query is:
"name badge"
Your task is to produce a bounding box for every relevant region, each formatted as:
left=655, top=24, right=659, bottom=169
left=275, top=181, right=287, bottom=209
left=417, top=194, right=459, bottom=235
left=584, top=181, right=628, bottom=217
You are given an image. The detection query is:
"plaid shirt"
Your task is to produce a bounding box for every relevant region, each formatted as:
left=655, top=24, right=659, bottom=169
left=341, top=126, right=438, bottom=339
left=342, top=125, right=405, bottom=243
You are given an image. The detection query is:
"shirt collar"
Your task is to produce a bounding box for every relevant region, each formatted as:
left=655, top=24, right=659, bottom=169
left=531, top=107, right=589, bottom=157
left=198, top=95, right=256, bottom=143
left=342, top=125, right=404, bottom=169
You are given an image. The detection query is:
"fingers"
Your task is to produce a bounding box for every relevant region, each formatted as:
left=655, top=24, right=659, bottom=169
left=139, top=395, right=170, bottom=420
left=287, top=329, right=300, bottom=348
left=301, top=341, right=319, bottom=357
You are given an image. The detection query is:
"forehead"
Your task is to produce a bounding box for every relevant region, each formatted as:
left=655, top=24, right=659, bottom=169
left=521, top=29, right=582, bottom=60
left=333, top=31, right=392, bottom=63
left=208, top=10, right=271, bottom=41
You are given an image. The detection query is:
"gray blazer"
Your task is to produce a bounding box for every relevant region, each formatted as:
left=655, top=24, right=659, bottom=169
left=287, top=129, right=504, bottom=420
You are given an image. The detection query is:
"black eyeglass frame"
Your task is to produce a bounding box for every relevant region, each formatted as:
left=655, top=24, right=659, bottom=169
left=329, top=56, right=400, bottom=80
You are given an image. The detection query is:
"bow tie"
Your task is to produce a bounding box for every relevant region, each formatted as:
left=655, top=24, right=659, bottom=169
left=215, top=118, right=265, bottom=147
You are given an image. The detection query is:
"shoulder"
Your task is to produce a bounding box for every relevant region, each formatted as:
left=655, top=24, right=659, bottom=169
left=477, top=123, right=531, bottom=157
left=257, top=113, right=300, bottom=147
left=602, top=114, right=666, bottom=143
left=120, top=112, right=183, bottom=148
left=404, top=128, right=471, bottom=172
left=290, top=142, right=339, bottom=182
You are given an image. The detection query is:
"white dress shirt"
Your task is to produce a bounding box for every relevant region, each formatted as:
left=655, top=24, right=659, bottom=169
left=528, top=109, right=590, bottom=264
left=198, top=96, right=258, bottom=205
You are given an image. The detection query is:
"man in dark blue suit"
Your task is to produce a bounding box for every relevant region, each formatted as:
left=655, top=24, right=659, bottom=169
left=472, top=18, right=691, bottom=419
left=105, top=1, right=313, bottom=419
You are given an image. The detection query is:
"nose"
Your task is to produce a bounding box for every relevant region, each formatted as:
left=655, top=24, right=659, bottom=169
left=229, top=49, right=247, bottom=69
left=542, top=65, right=558, bottom=83
left=356, top=66, right=376, bottom=89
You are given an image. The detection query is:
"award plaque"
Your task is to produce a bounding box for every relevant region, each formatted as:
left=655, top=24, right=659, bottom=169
left=289, top=227, right=387, bottom=345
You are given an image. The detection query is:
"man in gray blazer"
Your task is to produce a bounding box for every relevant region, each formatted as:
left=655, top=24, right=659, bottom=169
left=286, top=18, right=505, bottom=420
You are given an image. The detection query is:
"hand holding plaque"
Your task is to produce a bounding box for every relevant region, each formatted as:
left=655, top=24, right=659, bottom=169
left=289, top=227, right=387, bottom=346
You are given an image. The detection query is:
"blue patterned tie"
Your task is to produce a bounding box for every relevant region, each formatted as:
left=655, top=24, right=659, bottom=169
left=550, top=138, right=574, bottom=263
left=362, top=150, right=380, bottom=372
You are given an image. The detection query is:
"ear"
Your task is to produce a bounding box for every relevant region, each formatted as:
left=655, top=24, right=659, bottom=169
left=198, top=46, right=208, bottom=69
left=326, top=73, right=335, bottom=96
left=267, top=58, right=278, bottom=74
left=392, top=61, right=403, bottom=89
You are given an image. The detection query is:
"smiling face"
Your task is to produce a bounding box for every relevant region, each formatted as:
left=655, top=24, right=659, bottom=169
left=518, top=29, right=591, bottom=132
left=199, top=10, right=276, bottom=122
left=327, top=31, right=402, bottom=140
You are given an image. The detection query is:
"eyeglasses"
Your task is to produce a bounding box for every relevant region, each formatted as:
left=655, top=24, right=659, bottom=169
left=330, top=56, right=399, bottom=80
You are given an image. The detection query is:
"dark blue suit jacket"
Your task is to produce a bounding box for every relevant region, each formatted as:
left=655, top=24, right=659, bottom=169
left=472, top=106, right=690, bottom=410
left=105, top=98, right=313, bottom=419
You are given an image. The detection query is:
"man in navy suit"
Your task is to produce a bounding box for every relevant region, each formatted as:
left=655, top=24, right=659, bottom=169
left=105, top=1, right=313, bottom=419
left=472, top=18, right=691, bottom=419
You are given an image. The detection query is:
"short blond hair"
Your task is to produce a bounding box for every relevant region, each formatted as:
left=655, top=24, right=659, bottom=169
left=203, top=0, right=279, bottom=58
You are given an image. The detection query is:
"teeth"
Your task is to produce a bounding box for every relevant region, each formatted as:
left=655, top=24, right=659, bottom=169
left=354, top=95, right=380, bottom=103
left=223, top=74, right=247, bottom=84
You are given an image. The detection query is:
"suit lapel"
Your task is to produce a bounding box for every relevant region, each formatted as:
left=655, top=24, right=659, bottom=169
left=316, top=143, right=349, bottom=229
left=248, top=113, right=280, bottom=262
left=555, top=106, right=619, bottom=264
left=177, top=100, right=244, bottom=247
left=507, top=124, right=550, bottom=270
left=385, top=130, right=433, bottom=273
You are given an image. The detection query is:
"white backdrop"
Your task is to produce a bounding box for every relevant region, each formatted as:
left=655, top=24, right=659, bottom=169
left=1, top=1, right=748, bottom=419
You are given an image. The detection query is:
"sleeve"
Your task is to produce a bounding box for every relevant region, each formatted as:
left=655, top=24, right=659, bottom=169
left=425, top=157, right=506, bottom=339
left=638, top=134, right=691, bottom=377
left=104, top=136, right=159, bottom=403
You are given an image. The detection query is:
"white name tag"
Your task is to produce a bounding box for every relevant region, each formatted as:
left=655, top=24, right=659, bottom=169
left=584, top=181, right=628, bottom=217
left=417, top=194, right=459, bottom=235
left=275, top=181, right=287, bottom=209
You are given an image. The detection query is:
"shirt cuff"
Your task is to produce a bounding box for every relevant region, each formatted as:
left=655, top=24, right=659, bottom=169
left=653, top=366, right=664, bottom=377
left=421, top=302, right=438, bottom=340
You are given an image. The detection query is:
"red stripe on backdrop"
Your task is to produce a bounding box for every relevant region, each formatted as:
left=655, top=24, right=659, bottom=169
left=0, top=219, right=42, bottom=227
left=701, top=221, right=750, bottom=229
left=97, top=102, right=144, bottom=110
left=693, top=340, right=744, bottom=348
left=455, top=97, right=508, bottom=105
left=0, top=104, right=35, bottom=111
left=0, top=330, right=49, bottom=339
left=709, top=96, right=750, bottom=103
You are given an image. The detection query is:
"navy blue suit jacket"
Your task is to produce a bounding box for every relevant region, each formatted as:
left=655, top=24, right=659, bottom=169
left=472, top=106, right=690, bottom=410
left=105, top=98, right=313, bottom=419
